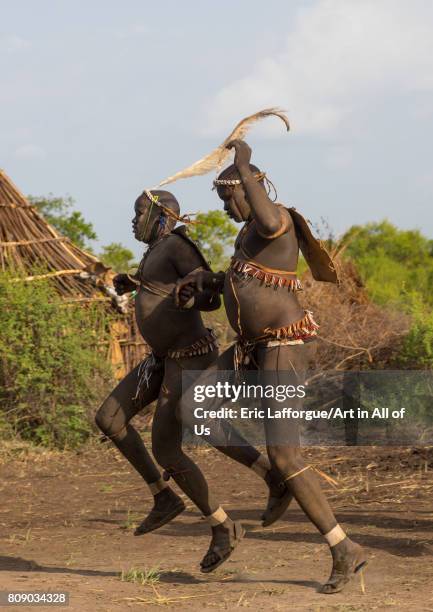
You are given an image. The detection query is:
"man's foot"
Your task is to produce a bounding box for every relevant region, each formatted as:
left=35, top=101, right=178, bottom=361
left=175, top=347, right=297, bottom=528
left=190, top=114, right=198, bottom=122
left=320, top=538, right=368, bottom=594
left=200, top=519, right=245, bottom=573
left=134, top=487, right=185, bottom=535
left=261, top=470, right=293, bottom=527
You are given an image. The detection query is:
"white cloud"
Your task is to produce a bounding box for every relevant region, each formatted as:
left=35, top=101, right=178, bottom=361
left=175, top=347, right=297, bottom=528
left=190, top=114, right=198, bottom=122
left=14, top=144, right=47, bottom=160
left=204, top=0, right=433, bottom=138
left=114, top=24, right=150, bottom=39
left=131, top=24, right=149, bottom=35
left=0, top=34, right=30, bottom=53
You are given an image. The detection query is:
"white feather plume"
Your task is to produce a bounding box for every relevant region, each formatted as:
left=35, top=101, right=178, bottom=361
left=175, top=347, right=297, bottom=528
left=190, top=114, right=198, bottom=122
left=156, top=108, right=289, bottom=187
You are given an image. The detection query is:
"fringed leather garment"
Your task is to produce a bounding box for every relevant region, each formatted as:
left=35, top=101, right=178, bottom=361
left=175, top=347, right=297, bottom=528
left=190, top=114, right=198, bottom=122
left=233, top=311, right=319, bottom=370
left=229, top=207, right=336, bottom=370
left=133, top=329, right=218, bottom=405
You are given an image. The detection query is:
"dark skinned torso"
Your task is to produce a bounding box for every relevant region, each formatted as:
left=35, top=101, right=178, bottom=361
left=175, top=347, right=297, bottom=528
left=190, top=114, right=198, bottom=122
left=224, top=210, right=305, bottom=339
left=135, top=233, right=209, bottom=356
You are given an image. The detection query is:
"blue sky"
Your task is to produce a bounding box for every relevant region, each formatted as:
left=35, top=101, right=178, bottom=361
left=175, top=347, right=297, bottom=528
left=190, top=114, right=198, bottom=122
left=1, top=0, right=433, bottom=257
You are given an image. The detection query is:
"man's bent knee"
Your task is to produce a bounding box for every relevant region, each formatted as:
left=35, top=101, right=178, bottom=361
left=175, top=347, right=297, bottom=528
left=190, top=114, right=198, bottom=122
left=268, top=445, right=304, bottom=477
left=95, top=400, right=126, bottom=439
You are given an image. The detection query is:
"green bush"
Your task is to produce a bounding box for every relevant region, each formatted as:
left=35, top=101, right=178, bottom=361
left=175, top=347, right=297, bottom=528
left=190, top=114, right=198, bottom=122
left=397, top=301, right=433, bottom=369
left=0, top=271, right=114, bottom=448
left=187, top=210, right=237, bottom=270
left=337, top=220, right=433, bottom=369
left=342, top=221, right=433, bottom=309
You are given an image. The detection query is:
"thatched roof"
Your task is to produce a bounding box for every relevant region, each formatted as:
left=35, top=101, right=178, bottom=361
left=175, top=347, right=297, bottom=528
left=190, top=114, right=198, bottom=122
left=0, top=168, right=120, bottom=304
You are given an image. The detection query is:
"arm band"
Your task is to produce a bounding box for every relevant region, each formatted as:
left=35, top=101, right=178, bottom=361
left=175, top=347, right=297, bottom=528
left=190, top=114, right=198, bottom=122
left=256, top=207, right=291, bottom=240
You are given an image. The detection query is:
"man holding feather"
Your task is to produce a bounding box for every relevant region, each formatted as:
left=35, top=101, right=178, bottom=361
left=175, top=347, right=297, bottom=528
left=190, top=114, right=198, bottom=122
left=161, top=109, right=368, bottom=592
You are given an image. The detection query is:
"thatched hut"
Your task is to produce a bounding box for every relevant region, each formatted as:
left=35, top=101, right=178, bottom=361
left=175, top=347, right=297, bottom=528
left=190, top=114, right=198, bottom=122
left=0, top=168, right=147, bottom=379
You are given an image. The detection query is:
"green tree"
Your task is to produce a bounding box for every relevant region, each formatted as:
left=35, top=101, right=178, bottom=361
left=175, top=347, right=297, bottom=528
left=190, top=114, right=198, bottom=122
left=187, top=210, right=237, bottom=270
left=100, top=242, right=137, bottom=273
left=341, top=220, right=433, bottom=308
left=29, top=194, right=97, bottom=249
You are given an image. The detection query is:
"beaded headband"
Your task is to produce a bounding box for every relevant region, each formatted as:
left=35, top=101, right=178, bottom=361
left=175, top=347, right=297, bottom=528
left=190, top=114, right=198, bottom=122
left=212, top=172, right=278, bottom=202
left=213, top=172, right=266, bottom=187
left=143, top=190, right=198, bottom=225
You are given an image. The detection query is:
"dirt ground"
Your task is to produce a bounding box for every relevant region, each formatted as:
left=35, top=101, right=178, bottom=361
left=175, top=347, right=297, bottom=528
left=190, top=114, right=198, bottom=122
left=1, top=441, right=433, bottom=611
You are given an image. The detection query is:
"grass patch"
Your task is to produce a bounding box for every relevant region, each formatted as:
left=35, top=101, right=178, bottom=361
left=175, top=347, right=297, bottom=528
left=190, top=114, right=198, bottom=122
left=120, top=508, right=140, bottom=530
left=120, top=566, right=161, bottom=586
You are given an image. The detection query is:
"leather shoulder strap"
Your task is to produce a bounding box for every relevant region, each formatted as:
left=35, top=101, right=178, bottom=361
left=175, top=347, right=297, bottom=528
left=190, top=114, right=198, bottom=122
left=287, top=207, right=339, bottom=284
left=171, top=225, right=212, bottom=272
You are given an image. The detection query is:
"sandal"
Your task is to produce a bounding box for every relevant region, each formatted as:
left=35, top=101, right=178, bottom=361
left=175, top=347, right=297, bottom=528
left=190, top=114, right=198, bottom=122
left=200, top=521, right=245, bottom=573
left=320, top=543, right=368, bottom=594
left=261, top=488, right=293, bottom=527
left=134, top=498, right=185, bottom=535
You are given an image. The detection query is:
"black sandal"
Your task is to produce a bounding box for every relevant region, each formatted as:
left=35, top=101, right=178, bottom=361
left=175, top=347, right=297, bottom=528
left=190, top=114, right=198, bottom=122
left=200, top=521, right=245, bottom=573
left=320, top=546, right=368, bottom=594
left=261, top=488, right=293, bottom=527
left=134, top=499, right=185, bottom=535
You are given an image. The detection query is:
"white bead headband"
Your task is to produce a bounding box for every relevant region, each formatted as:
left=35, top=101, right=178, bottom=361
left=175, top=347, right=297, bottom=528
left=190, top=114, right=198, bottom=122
left=213, top=172, right=266, bottom=187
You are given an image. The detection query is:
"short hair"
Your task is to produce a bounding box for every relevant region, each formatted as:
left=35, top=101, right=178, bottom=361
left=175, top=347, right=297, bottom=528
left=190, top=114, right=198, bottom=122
left=142, top=189, right=180, bottom=218
left=217, top=163, right=262, bottom=182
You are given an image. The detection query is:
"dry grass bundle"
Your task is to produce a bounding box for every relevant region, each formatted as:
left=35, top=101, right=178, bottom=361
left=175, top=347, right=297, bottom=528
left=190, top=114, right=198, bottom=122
left=0, top=168, right=147, bottom=376
left=300, top=256, right=408, bottom=372
left=0, top=168, right=102, bottom=297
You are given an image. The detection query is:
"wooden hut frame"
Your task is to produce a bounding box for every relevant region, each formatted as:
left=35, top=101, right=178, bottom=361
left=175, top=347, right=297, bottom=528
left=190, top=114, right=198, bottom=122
left=0, top=168, right=148, bottom=379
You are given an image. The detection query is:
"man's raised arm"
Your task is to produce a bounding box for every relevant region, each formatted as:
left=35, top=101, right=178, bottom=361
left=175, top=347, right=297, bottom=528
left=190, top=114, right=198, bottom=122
left=227, top=139, right=292, bottom=239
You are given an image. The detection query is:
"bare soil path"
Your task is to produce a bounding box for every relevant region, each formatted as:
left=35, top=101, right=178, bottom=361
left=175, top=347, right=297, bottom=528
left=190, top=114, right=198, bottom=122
left=1, top=443, right=432, bottom=611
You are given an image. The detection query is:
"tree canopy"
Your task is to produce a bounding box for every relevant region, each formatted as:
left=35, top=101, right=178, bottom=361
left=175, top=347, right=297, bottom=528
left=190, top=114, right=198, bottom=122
left=341, top=220, right=433, bottom=308
left=29, top=194, right=137, bottom=272
left=99, top=242, right=136, bottom=273
left=187, top=210, right=237, bottom=270
left=29, top=195, right=97, bottom=250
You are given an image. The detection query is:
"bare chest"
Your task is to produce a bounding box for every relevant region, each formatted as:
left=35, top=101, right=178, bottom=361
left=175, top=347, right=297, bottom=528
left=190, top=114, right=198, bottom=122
left=234, top=221, right=299, bottom=271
